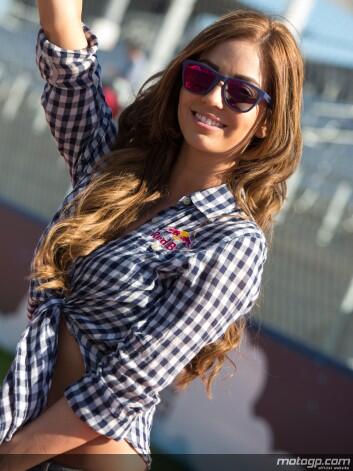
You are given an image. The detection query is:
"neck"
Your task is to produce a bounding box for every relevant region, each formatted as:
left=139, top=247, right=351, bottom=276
left=166, top=141, right=234, bottom=202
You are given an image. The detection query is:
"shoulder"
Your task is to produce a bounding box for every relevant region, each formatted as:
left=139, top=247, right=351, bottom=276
left=190, top=214, right=268, bottom=257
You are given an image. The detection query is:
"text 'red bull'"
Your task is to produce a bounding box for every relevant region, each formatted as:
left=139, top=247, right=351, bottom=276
left=150, top=227, right=192, bottom=250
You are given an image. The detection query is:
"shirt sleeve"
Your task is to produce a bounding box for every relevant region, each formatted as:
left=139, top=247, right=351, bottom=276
left=36, top=24, right=118, bottom=188
left=63, top=232, right=267, bottom=440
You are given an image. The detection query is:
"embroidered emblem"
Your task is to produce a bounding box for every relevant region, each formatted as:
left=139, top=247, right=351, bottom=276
left=166, top=227, right=192, bottom=248
left=150, top=227, right=192, bottom=251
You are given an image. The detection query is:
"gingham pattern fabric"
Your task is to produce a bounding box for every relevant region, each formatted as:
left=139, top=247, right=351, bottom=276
left=0, top=26, right=268, bottom=471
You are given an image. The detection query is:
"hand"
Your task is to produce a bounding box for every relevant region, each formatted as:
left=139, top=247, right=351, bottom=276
left=0, top=448, right=25, bottom=471
left=0, top=434, right=47, bottom=471
left=0, top=453, right=10, bottom=471
left=0, top=438, right=24, bottom=471
left=0, top=437, right=12, bottom=454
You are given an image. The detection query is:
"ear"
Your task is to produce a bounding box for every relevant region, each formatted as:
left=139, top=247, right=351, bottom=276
left=254, top=120, right=268, bottom=139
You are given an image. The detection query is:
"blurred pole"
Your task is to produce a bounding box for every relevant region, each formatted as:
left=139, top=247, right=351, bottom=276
left=0, top=0, right=11, bottom=19
left=143, top=0, right=197, bottom=80
left=103, top=0, right=130, bottom=23
left=92, top=0, right=131, bottom=50
left=283, top=0, right=316, bottom=38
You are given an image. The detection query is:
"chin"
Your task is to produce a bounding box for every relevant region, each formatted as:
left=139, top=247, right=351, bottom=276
left=183, top=134, right=225, bottom=154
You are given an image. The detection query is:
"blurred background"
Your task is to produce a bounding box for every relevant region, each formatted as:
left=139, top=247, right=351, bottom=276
left=0, top=0, right=352, bottom=469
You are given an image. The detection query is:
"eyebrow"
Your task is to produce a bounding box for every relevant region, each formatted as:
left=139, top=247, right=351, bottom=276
left=198, top=58, right=261, bottom=88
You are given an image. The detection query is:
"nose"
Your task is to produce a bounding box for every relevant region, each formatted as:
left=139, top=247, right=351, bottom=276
left=201, top=80, right=225, bottom=109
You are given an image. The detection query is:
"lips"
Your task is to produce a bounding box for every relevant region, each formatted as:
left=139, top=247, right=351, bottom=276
left=191, top=110, right=226, bottom=129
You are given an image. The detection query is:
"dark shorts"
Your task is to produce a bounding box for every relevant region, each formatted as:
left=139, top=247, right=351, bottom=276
left=28, top=457, right=149, bottom=470
left=27, top=460, right=81, bottom=471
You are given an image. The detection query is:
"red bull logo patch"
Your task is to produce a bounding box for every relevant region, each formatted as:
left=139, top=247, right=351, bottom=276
left=150, top=227, right=192, bottom=251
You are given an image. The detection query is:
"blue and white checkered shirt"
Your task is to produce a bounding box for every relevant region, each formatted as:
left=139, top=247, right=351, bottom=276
left=0, top=26, right=268, bottom=470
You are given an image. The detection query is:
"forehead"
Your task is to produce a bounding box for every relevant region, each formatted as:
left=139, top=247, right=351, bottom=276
left=198, top=39, right=264, bottom=87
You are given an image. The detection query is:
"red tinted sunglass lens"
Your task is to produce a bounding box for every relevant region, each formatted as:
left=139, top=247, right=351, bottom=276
left=226, top=80, right=259, bottom=111
left=183, top=64, right=215, bottom=94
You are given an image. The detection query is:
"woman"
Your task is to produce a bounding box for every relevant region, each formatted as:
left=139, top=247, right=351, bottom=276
left=0, top=2, right=304, bottom=470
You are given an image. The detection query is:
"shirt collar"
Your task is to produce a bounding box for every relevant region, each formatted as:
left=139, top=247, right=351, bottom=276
left=178, top=182, right=241, bottom=221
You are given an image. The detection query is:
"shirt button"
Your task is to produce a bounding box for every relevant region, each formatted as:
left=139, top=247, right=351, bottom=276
left=151, top=217, right=159, bottom=223
left=183, top=196, right=191, bottom=205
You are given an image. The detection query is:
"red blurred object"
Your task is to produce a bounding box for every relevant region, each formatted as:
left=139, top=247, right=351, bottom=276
left=103, top=85, right=120, bottom=118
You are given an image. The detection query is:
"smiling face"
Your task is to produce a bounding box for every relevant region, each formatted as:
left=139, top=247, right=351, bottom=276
left=177, top=39, right=269, bottom=162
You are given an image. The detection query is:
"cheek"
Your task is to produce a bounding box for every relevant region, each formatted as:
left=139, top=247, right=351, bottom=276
left=177, top=90, right=191, bottom=126
left=177, top=88, right=261, bottom=151
left=178, top=98, right=200, bottom=144
left=226, top=108, right=260, bottom=138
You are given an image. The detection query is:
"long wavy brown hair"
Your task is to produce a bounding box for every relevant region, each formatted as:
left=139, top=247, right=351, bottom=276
left=30, top=9, right=304, bottom=399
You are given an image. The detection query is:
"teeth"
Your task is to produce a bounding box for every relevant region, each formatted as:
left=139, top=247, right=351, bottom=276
left=195, top=112, right=224, bottom=128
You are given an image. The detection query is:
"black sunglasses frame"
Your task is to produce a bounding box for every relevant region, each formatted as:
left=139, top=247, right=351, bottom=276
left=182, top=59, right=272, bottom=113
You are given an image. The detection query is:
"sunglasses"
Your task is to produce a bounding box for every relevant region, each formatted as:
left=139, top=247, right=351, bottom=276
left=181, top=59, right=272, bottom=113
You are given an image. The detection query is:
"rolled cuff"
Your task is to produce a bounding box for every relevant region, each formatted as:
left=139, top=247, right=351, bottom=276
left=64, top=371, right=132, bottom=440
left=36, top=23, right=99, bottom=88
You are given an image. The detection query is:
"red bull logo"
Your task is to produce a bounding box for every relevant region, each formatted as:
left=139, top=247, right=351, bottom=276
left=166, top=227, right=192, bottom=248
left=150, top=227, right=192, bottom=250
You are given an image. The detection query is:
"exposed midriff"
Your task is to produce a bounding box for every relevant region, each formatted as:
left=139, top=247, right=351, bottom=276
left=44, top=200, right=176, bottom=469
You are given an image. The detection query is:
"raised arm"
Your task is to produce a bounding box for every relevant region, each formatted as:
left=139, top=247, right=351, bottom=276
left=36, top=0, right=118, bottom=188
left=37, top=0, right=87, bottom=49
